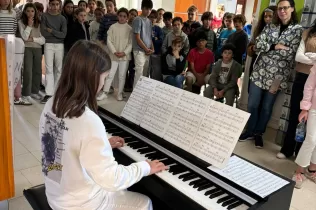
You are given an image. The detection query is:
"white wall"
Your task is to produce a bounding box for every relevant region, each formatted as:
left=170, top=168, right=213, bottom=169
left=244, top=0, right=255, bottom=24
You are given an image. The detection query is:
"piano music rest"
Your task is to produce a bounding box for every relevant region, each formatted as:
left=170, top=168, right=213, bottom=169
left=98, top=106, right=295, bottom=210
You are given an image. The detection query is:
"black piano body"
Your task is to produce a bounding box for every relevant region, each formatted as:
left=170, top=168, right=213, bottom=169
left=98, top=106, right=295, bottom=210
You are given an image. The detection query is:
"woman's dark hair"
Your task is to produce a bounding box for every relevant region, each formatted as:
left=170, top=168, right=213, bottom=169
left=34, top=2, right=44, bottom=13
left=201, top=11, right=213, bottom=21
left=141, top=0, right=153, bottom=10
left=221, top=43, right=236, bottom=54
left=163, top=11, right=172, bottom=20
left=78, top=0, right=88, bottom=7
left=149, top=9, right=158, bottom=18
left=96, top=0, right=104, bottom=8
left=62, top=0, right=74, bottom=16
left=53, top=40, right=111, bottom=118
left=129, top=8, right=138, bottom=15
left=275, top=0, right=298, bottom=24
left=253, top=6, right=276, bottom=40
left=22, top=3, right=40, bottom=28
left=117, top=7, right=128, bottom=16
left=172, top=17, right=183, bottom=24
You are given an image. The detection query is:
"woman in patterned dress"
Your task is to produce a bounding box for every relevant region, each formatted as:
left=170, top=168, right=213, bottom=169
left=239, top=0, right=303, bottom=148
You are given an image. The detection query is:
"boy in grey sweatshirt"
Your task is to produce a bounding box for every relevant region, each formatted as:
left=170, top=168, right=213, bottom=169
left=40, top=0, right=67, bottom=104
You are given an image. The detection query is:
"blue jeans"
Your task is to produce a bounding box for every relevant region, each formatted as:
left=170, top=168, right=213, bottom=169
left=247, top=82, right=279, bottom=134
left=164, top=75, right=185, bottom=88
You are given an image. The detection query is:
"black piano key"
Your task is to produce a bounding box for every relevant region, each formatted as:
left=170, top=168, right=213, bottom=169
left=169, top=165, right=186, bottom=173
left=209, top=190, right=225, bottom=199
left=112, top=132, right=132, bottom=138
left=222, top=198, right=239, bottom=207
left=145, top=152, right=158, bottom=158
left=137, top=147, right=155, bottom=154
left=227, top=201, right=243, bottom=210
left=189, top=178, right=203, bottom=186
left=217, top=195, right=233, bottom=204
left=160, top=158, right=176, bottom=166
left=124, top=137, right=138, bottom=143
left=105, top=125, right=119, bottom=130
left=204, top=188, right=220, bottom=196
left=193, top=180, right=209, bottom=188
left=197, top=183, right=213, bottom=191
left=146, top=152, right=162, bottom=159
left=170, top=166, right=188, bottom=174
left=150, top=153, right=167, bottom=160
left=178, top=172, right=193, bottom=179
left=132, top=143, right=148, bottom=149
left=110, top=131, right=124, bottom=135
left=172, top=169, right=189, bottom=175
left=182, top=174, right=199, bottom=182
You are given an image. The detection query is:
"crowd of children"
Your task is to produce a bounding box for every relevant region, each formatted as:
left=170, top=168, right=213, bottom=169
left=0, top=0, right=251, bottom=105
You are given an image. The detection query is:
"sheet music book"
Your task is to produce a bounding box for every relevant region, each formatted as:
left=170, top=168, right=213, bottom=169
left=207, top=155, right=289, bottom=198
left=121, top=77, right=157, bottom=125
left=121, top=77, right=250, bottom=168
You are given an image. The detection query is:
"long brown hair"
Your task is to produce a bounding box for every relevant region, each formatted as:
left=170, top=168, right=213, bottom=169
left=253, top=6, right=276, bottom=40
left=52, top=40, right=111, bottom=118
left=22, top=3, right=40, bottom=28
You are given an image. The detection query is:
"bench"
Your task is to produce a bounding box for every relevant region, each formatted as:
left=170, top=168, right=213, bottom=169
left=23, top=184, right=52, bottom=210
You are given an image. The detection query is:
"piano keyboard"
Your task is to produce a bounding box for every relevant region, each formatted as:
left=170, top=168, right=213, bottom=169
left=100, top=113, right=256, bottom=210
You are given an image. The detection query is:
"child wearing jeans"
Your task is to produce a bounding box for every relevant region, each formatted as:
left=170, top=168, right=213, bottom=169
left=204, top=43, right=241, bottom=106
left=185, top=31, right=214, bottom=92
left=98, top=8, right=132, bottom=101
left=89, top=8, right=104, bottom=41
left=292, top=64, right=316, bottom=188
left=132, top=0, right=154, bottom=87
left=19, top=3, right=45, bottom=102
left=161, top=36, right=186, bottom=88
left=40, top=0, right=67, bottom=103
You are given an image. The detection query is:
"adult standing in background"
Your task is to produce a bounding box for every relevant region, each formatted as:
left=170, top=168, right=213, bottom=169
left=278, top=23, right=316, bottom=159
left=239, top=0, right=303, bottom=148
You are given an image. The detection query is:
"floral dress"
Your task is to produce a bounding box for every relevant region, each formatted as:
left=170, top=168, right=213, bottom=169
left=250, top=23, right=303, bottom=91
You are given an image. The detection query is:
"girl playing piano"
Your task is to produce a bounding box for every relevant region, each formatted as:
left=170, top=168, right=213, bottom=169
left=39, top=40, right=168, bottom=210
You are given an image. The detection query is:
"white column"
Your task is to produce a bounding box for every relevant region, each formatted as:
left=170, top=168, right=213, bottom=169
left=162, top=0, right=175, bottom=12
left=210, top=0, right=218, bottom=14
left=244, top=0, right=255, bottom=24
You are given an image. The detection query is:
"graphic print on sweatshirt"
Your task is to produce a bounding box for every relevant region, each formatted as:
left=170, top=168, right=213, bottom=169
left=41, top=112, right=68, bottom=183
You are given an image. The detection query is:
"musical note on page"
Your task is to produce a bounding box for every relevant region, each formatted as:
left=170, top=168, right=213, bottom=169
left=208, top=156, right=289, bottom=198
left=163, top=91, right=210, bottom=151
left=190, top=101, right=250, bottom=169
left=120, top=77, right=157, bottom=125
left=140, top=83, right=182, bottom=137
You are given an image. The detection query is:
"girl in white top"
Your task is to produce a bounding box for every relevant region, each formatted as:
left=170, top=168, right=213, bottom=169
left=19, top=3, right=45, bottom=102
left=99, top=7, right=132, bottom=101
left=40, top=40, right=167, bottom=210
left=89, top=7, right=104, bottom=41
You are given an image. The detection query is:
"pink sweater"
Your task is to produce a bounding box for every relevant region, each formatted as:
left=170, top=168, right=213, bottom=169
left=301, top=65, right=316, bottom=110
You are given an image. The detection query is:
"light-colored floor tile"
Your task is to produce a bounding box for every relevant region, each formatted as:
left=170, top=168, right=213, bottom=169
left=291, top=187, right=316, bottom=210
left=9, top=196, right=32, bottom=210
left=31, top=151, right=42, bottom=162
left=14, top=153, right=40, bottom=171
left=14, top=171, right=32, bottom=198
left=14, top=141, right=29, bottom=156
left=21, top=166, right=44, bottom=186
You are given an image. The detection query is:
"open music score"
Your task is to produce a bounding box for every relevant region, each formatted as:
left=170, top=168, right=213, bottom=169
left=208, top=156, right=289, bottom=198
left=121, top=77, right=250, bottom=168
left=140, top=83, right=182, bottom=137
left=121, top=77, right=157, bottom=125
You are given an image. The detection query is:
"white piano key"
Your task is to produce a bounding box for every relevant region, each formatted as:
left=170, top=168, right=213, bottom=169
left=119, top=145, right=250, bottom=210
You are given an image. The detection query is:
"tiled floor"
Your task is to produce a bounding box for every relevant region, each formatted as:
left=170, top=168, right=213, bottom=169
left=8, top=94, right=316, bottom=210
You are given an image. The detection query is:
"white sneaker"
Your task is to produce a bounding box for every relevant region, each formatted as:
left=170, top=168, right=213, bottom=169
left=276, top=152, right=287, bottom=159
left=97, top=92, right=108, bottom=101
left=31, top=93, right=42, bottom=100
left=14, top=97, right=32, bottom=105
left=117, top=94, right=123, bottom=101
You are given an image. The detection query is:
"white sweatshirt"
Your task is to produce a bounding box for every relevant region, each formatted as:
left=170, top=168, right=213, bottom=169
left=39, top=98, right=150, bottom=210
left=107, top=22, right=133, bottom=61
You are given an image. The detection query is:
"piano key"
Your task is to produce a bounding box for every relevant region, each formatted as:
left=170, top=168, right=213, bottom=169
left=160, top=158, right=176, bottom=166
left=227, top=201, right=244, bottom=210
left=137, top=147, right=155, bottom=154
left=172, top=169, right=190, bottom=175
left=197, top=183, right=213, bottom=191
left=123, top=138, right=138, bottom=143
left=209, top=190, right=225, bottom=199
left=118, top=144, right=235, bottom=210
left=182, top=174, right=199, bottom=182
left=217, top=195, right=234, bottom=204
left=205, top=188, right=221, bottom=196
left=222, top=198, right=239, bottom=207
left=189, top=178, right=203, bottom=186
left=193, top=180, right=209, bottom=188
